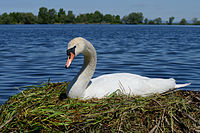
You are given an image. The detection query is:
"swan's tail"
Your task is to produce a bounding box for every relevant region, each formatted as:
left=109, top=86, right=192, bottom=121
left=175, top=83, right=191, bottom=89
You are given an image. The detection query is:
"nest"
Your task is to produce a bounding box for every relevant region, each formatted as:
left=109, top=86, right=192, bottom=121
left=0, top=82, right=200, bottom=132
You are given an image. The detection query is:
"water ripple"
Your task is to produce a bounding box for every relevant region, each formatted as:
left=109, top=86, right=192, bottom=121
left=0, top=24, right=200, bottom=105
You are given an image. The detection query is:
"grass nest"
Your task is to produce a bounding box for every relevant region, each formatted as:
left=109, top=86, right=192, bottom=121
left=0, top=82, right=200, bottom=132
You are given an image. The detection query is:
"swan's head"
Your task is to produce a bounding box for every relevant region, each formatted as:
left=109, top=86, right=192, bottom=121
left=65, top=37, right=87, bottom=69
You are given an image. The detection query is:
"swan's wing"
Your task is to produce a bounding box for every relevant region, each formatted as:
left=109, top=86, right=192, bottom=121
left=83, top=73, right=176, bottom=99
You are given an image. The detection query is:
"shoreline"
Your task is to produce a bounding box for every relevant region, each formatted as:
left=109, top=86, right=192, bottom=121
left=1, top=23, right=200, bottom=25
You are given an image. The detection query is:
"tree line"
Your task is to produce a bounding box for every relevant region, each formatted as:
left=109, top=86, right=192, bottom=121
left=0, top=7, right=200, bottom=25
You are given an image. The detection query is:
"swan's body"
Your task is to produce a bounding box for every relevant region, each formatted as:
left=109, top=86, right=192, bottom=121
left=65, top=37, right=190, bottom=99
left=84, top=73, right=176, bottom=98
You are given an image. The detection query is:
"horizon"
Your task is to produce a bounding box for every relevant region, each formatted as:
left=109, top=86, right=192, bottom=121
left=0, top=0, right=200, bottom=21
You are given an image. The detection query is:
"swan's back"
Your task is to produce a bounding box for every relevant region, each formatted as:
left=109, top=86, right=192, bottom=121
left=83, top=73, right=176, bottom=99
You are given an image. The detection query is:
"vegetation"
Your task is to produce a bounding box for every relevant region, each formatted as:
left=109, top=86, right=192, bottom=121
left=0, top=81, right=200, bottom=132
left=179, top=18, right=187, bottom=25
left=154, top=17, right=162, bottom=25
left=168, top=16, right=175, bottom=25
left=0, top=12, right=36, bottom=24
left=122, top=12, right=143, bottom=24
left=0, top=7, right=200, bottom=25
left=0, top=7, right=121, bottom=24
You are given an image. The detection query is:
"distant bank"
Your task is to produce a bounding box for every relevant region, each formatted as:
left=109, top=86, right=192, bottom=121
left=0, top=7, right=200, bottom=25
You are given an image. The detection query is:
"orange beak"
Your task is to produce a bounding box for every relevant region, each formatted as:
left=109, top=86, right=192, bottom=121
left=65, top=52, right=75, bottom=69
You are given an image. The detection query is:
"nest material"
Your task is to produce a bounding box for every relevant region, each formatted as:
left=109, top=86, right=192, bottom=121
left=0, top=82, right=200, bottom=132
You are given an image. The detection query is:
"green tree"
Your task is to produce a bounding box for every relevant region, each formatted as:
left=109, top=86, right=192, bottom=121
left=65, top=11, right=75, bottom=23
left=103, top=14, right=113, bottom=23
left=92, top=11, right=103, bottom=23
left=38, top=7, right=49, bottom=24
left=179, top=18, right=187, bottom=25
left=57, top=8, right=67, bottom=23
left=9, top=12, right=19, bottom=24
left=112, top=15, right=121, bottom=24
left=122, top=12, right=143, bottom=24
left=4, top=12, right=36, bottom=24
left=4, top=12, right=22, bottom=24
left=23, top=13, right=36, bottom=24
left=168, top=16, right=175, bottom=25
left=76, top=11, right=104, bottom=24
left=87, top=13, right=94, bottom=23
left=15, top=13, right=25, bottom=24
left=144, top=18, right=148, bottom=24
left=76, top=14, right=88, bottom=23
left=148, top=20, right=155, bottom=24
left=48, top=9, right=57, bottom=24
left=154, top=17, right=162, bottom=24
left=1, top=13, right=13, bottom=24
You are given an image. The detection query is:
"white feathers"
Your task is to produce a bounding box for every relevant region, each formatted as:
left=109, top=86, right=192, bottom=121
left=66, top=37, right=190, bottom=99
left=175, top=83, right=191, bottom=89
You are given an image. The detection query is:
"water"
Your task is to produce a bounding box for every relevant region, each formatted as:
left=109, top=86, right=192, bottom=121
left=0, top=24, right=200, bottom=105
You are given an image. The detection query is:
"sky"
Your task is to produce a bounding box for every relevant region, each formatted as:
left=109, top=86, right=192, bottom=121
left=0, top=0, right=200, bottom=21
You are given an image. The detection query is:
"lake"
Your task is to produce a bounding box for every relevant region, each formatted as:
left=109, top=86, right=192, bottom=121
left=0, top=24, right=200, bottom=105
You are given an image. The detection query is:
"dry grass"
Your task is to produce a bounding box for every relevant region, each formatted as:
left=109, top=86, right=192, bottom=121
left=0, top=81, right=200, bottom=132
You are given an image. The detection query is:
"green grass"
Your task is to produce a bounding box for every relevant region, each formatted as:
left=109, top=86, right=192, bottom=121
left=0, top=81, right=200, bottom=132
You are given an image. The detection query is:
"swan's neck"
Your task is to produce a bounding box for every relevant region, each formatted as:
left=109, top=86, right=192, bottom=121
left=67, top=43, right=97, bottom=98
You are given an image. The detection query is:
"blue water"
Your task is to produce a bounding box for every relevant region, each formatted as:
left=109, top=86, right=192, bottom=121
left=0, top=24, right=200, bottom=105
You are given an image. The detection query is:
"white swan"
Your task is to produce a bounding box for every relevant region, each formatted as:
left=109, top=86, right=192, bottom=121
left=65, top=37, right=190, bottom=99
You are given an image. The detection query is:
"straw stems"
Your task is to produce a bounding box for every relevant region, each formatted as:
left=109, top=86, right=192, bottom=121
left=0, top=81, right=199, bottom=132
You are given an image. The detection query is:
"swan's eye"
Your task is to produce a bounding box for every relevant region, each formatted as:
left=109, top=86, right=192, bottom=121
left=67, top=46, right=76, bottom=56
left=67, top=50, right=70, bottom=56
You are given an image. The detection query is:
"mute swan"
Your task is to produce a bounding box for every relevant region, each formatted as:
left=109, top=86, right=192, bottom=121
left=65, top=37, right=190, bottom=99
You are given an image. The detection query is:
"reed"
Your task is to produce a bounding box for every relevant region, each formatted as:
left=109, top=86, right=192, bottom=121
left=0, top=81, right=200, bottom=132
